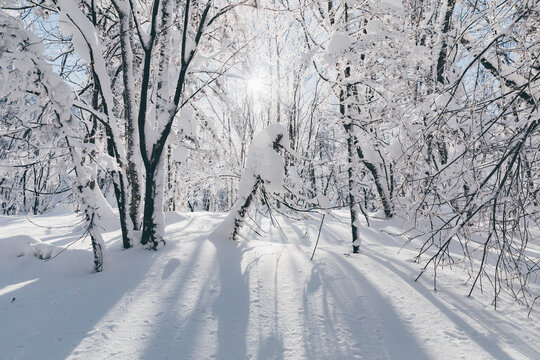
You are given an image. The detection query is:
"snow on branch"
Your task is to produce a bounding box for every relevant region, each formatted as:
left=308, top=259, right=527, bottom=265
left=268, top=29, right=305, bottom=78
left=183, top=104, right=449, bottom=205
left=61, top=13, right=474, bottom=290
left=210, top=124, right=289, bottom=241
left=55, top=0, right=125, bottom=161
left=0, top=9, right=112, bottom=271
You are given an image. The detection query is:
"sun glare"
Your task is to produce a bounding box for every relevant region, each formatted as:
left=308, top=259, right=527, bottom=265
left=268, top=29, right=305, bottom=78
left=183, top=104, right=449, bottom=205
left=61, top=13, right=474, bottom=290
left=246, top=76, right=264, bottom=95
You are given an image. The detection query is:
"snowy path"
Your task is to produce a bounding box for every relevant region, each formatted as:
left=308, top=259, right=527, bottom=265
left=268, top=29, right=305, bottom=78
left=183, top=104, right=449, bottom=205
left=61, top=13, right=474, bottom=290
left=0, top=211, right=539, bottom=359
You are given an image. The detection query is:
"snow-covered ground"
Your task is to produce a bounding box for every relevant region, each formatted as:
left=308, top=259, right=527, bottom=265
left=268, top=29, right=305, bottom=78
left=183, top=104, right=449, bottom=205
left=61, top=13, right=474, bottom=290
left=1, top=210, right=539, bottom=360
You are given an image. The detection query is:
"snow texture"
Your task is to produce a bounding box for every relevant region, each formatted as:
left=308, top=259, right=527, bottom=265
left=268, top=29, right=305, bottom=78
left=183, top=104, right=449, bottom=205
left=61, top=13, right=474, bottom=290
left=0, top=211, right=539, bottom=359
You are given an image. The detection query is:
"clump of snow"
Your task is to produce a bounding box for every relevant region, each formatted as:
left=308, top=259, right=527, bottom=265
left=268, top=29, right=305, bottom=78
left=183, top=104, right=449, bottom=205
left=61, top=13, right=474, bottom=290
left=0, top=235, right=57, bottom=260
left=388, top=137, right=403, bottom=162
left=29, top=242, right=57, bottom=260
left=324, top=31, right=352, bottom=64
left=288, top=165, right=303, bottom=187
left=365, top=18, right=386, bottom=34
left=211, top=124, right=289, bottom=240
left=171, top=145, right=188, bottom=163
left=0, top=235, right=39, bottom=258
left=356, top=133, right=379, bottom=163
left=170, top=107, right=197, bottom=163
left=58, top=11, right=91, bottom=63
left=315, top=193, right=332, bottom=208
left=378, top=0, right=403, bottom=10
left=327, top=32, right=351, bottom=55
left=242, top=124, right=289, bottom=194
left=177, top=107, right=197, bottom=139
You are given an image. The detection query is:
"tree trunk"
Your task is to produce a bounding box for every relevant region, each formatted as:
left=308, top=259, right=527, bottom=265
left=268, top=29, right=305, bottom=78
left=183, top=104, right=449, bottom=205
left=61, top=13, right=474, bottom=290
left=141, top=157, right=166, bottom=249
left=345, top=123, right=362, bottom=253
left=336, top=3, right=362, bottom=253
left=112, top=0, right=142, bottom=231
left=87, top=212, right=105, bottom=272
left=105, top=125, right=133, bottom=249
left=355, top=145, right=393, bottom=218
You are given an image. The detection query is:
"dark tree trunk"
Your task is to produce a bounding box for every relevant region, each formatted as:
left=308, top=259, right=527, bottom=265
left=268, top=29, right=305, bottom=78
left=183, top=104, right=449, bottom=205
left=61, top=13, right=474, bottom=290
left=111, top=171, right=132, bottom=249
left=105, top=126, right=132, bottom=249
left=88, top=212, right=104, bottom=272
left=355, top=146, right=394, bottom=218
left=140, top=160, right=164, bottom=249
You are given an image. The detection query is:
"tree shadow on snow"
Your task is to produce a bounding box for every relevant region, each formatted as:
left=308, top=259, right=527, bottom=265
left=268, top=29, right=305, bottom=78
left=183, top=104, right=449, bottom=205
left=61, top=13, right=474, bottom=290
left=210, top=238, right=250, bottom=360
left=135, top=232, right=251, bottom=360
left=302, top=251, right=430, bottom=360
left=0, top=238, right=157, bottom=360
left=369, top=251, right=538, bottom=360
left=136, top=235, right=219, bottom=360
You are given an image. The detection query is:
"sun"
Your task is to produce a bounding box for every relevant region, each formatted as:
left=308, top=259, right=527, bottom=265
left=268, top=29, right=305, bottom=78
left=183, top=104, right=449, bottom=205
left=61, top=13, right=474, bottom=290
left=246, top=76, right=265, bottom=95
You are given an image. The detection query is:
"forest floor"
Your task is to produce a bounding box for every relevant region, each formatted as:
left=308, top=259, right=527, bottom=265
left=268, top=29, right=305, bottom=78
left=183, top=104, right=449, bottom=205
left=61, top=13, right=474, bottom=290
left=1, top=209, right=539, bottom=360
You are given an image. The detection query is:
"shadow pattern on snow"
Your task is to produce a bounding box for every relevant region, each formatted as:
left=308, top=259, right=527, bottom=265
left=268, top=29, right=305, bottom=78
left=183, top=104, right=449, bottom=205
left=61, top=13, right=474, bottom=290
left=370, top=251, right=538, bottom=360
left=302, top=252, right=430, bottom=359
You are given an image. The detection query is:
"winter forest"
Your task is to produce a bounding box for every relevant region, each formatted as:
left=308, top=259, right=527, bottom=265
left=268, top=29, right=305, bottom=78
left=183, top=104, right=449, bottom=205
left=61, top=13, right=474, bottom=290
left=1, top=0, right=539, bottom=359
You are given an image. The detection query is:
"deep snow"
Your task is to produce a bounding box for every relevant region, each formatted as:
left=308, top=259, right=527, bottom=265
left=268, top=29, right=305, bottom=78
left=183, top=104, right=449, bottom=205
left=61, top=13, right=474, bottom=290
left=1, top=210, right=539, bottom=360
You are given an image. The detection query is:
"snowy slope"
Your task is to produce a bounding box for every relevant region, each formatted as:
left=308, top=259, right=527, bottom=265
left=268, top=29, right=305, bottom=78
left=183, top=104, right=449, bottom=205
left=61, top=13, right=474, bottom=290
left=1, top=211, right=539, bottom=360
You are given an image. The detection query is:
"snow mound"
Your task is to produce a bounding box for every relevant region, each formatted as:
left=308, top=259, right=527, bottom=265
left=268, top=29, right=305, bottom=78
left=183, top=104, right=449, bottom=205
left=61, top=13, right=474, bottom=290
left=0, top=235, right=58, bottom=260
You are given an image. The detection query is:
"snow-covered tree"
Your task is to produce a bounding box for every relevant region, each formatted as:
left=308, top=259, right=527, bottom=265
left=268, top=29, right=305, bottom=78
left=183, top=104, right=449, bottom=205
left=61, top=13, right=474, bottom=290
left=4, top=0, right=248, bottom=250
left=0, top=10, right=114, bottom=271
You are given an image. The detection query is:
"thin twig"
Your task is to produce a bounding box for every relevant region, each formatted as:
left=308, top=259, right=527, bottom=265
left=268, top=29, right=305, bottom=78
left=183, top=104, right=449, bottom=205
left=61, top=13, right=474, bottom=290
left=311, top=213, right=326, bottom=261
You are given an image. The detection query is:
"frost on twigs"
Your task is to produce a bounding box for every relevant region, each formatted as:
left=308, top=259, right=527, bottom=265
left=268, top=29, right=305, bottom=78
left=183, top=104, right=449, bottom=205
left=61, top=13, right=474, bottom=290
left=211, top=124, right=289, bottom=241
